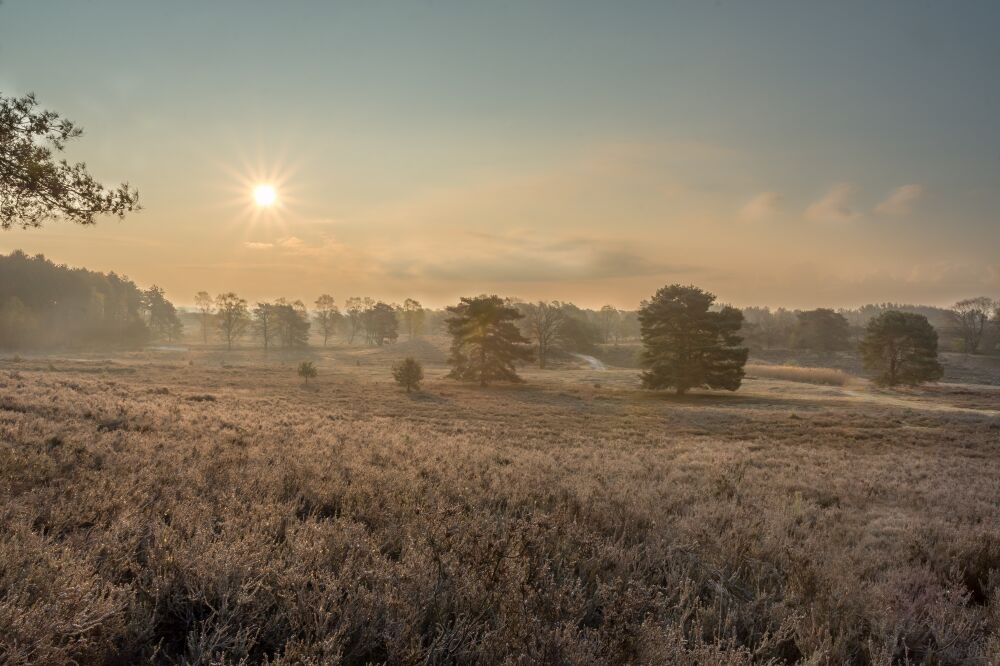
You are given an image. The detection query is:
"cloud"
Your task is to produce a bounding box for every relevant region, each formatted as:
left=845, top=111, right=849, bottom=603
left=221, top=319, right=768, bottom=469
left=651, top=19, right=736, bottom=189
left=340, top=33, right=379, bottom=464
left=244, top=241, right=274, bottom=250
left=378, top=230, right=695, bottom=284
left=739, top=191, right=783, bottom=220
left=875, top=184, right=924, bottom=216
left=806, top=183, right=859, bottom=221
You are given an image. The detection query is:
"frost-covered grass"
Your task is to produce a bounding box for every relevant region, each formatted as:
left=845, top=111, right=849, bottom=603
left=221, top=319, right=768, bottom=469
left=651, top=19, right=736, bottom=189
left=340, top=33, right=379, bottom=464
left=1, top=352, right=999, bottom=664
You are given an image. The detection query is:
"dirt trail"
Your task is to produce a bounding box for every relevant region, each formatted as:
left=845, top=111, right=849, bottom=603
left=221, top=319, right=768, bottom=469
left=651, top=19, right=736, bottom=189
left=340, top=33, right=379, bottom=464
left=570, top=353, right=607, bottom=371
left=840, top=388, right=1000, bottom=418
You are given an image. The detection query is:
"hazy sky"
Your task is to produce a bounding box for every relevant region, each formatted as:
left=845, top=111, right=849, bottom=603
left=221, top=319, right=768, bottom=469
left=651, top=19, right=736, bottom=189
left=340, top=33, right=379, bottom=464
left=1, top=1, right=998, bottom=309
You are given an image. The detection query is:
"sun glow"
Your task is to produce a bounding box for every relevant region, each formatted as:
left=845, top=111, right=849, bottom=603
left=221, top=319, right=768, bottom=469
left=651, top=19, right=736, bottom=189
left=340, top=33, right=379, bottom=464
left=253, top=184, right=277, bottom=207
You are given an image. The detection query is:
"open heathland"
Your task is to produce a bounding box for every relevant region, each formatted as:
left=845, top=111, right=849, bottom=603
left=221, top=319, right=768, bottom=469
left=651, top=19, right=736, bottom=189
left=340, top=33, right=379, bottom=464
left=1, top=344, right=999, bottom=664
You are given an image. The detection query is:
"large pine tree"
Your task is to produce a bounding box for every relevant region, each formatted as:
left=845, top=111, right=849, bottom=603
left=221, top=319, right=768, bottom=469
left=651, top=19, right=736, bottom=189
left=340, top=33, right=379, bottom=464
left=638, top=284, right=748, bottom=395
left=446, top=295, right=534, bottom=386
left=860, top=311, right=943, bottom=386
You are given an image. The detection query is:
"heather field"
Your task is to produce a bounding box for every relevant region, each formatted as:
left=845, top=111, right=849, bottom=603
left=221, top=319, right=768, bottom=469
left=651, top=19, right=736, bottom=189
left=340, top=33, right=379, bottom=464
left=2, top=344, right=999, bottom=665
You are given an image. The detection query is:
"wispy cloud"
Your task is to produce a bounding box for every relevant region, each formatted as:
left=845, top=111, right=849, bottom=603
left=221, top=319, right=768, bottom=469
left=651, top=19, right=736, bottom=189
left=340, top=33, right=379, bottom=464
left=874, top=184, right=924, bottom=216
left=739, top=191, right=782, bottom=220
left=806, top=183, right=859, bottom=221
left=244, top=241, right=274, bottom=250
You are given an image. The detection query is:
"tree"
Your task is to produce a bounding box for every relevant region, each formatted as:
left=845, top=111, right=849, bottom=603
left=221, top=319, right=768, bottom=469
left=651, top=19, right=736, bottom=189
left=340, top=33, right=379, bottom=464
left=297, top=360, right=317, bottom=385
left=446, top=295, right=533, bottom=386
left=344, top=296, right=368, bottom=344
left=392, top=357, right=424, bottom=393
left=401, top=298, right=426, bottom=340
left=951, top=297, right=995, bottom=354
left=194, top=291, right=214, bottom=344
left=558, top=312, right=602, bottom=354
left=793, top=308, right=850, bottom=352
left=359, top=301, right=398, bottom=346
left=638, top=284, right=748, bottom=395
left=252, top=302, right=275, bottom=351
left=0, top=250, right=150, bottom=349
left=1, top=93, right=139, bottom=229
left=274, top=299, right=310, bottom=349
left=860, top=311, right=943, bottom=386
left=215, top=292, right=249, bottom=351
left=598, top=305, right=620, bottom=344
left=313, top=294, right=339, bottom=346
left=520, top=301, right=564, bottom=369
left=142, top=286, right=182, bottom=342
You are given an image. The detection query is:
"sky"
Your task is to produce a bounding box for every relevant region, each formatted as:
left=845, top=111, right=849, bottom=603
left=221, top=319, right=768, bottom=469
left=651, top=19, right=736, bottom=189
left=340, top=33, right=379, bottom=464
left=1, top=1, right=998, bottom=310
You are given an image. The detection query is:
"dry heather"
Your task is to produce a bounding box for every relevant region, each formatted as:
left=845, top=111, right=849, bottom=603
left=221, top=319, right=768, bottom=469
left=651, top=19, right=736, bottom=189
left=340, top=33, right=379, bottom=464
left=2, top=354, right=1000, bottom=664
left=744, top=364, right=852, bottom=387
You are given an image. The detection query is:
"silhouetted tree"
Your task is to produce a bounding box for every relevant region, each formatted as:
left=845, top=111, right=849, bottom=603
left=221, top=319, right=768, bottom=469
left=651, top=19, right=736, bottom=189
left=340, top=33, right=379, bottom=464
left=297, top=360, right=317, bottom=385
left=860, top=311, right=943, bottom=386
left=344, top=296, right=368, bottom=344
left=598, top=305, right=620, bottom=343
left=392, top=357, right=424, bottom=392
left=252, top=302, right=274, bottom=351
left=558, top=311, right=602, bottom=354
left=520, top=301, right=564, bottom=369
left=215, top=292, right=249, bottom=351
left=446, top=295, right=533, bottom=386
left=951, top=297, right=995, bottom=354
left=142, top=286, right=182, bottom=342
left=274, top=299, right=310, bottom=349
left=0, top=93, right=139, bottom=229
left=313, top=294, right=339, bottom=346
left=366, top=302, right=398, bottom=346
left=194, top=291, right=213, bottom=344
left=793, top=308, right=850, bottom=352
left=401, top=298, right=426, bottom=340
left=638, top=284, right=748, bottom=395
left=0, top=251, right=150, bottom=349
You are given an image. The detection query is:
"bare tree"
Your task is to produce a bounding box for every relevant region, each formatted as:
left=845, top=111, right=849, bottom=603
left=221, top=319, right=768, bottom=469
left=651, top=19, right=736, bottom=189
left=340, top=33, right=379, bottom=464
left=344, top=296, right=367, bottom=344
left=401, top=298, right=426, bottom=340
left=253, top=302, right=274, bottom=351
left=951, top=297, right=996, bottom=354
left=521, top=301, right=565, bottom=369
left=215, top=293, right=249, bottom=351
left=194, top=291, right=213, bottom=344
left=313, top=294, right=339, bottom=346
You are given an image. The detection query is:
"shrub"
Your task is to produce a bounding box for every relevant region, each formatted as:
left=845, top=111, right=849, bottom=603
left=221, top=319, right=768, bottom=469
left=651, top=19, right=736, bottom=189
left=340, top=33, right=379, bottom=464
left=392, top=357, right=423, bottom=392
left=297, top=361, right=317, bottom=385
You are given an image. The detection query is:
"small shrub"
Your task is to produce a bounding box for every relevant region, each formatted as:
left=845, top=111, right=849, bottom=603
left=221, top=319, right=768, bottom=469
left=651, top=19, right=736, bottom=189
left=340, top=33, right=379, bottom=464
left=297, top=361, right=317, bottom=385
left=392, top=357, right=423, bottom=393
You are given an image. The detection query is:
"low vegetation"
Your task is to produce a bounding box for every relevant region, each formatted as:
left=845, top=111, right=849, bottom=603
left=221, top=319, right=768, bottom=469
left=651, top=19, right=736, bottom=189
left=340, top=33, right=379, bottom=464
left=744, top=363, right=851, bottom=386
left=1, top=352, right=999, bottom=663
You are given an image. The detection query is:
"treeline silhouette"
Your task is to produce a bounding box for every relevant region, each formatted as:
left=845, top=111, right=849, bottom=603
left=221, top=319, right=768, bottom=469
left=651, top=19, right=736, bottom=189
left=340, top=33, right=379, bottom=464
left=0, top=251, right=180, bottom=349
left=1, top=251, right=997, bottom=356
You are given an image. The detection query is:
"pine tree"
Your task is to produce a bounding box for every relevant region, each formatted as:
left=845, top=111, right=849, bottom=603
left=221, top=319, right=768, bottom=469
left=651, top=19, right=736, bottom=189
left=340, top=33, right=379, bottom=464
left=638, top=284, right=748, bottom=395
left=860, top=311, right=943, bottom=386
left=392, top=357, right=424, bottom=392
left=446, top=295, right=533, bottom=386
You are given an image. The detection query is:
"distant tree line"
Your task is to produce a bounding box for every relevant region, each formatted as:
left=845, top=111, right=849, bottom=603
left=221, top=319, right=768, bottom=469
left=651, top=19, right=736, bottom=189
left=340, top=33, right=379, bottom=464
left=740, top=299, right=1000, bottom=355
left=0, top=251, right=179, bottom=349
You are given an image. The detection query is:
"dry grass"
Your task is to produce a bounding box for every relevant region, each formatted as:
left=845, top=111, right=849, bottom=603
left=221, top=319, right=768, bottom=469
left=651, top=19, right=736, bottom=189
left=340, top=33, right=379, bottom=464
left=2, top=349, right=1000, bottom=664
left=745, top=363, right=852, bottom=386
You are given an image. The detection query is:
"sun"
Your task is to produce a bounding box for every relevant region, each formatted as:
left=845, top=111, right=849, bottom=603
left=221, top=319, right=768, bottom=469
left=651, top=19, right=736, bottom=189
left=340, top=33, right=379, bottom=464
left=253, top=184, right=277, bottom=207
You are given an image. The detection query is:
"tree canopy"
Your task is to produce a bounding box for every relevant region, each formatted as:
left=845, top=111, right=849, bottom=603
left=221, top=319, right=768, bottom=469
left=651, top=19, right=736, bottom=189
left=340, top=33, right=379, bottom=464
left=446, top=295, right=533, bottom=386
left=1, top=93, right=139, bottom=229
left=860, top=311, right=943, bottom=386
left=0, top=250, right=160, bottom=349
left=793, top=308, right=850, bottom=352
left=638, top=284, right=748, bottom=395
